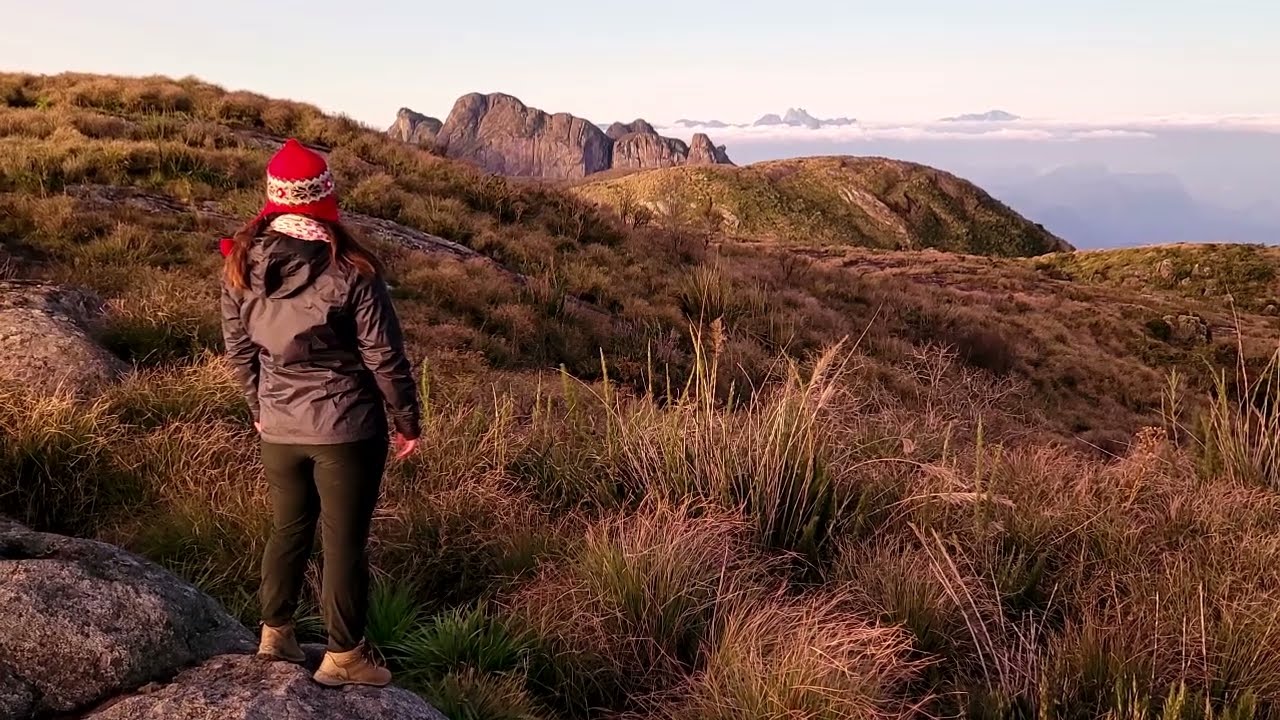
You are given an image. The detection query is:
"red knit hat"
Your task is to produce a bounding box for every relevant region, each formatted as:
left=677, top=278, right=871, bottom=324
left=260, top=138, right=340, bottom=222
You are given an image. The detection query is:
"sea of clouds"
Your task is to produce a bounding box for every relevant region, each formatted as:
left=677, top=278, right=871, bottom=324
left=656, top=115, right=1280, bottom=144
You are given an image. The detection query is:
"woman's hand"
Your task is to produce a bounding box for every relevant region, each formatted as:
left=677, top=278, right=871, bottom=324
left=254, top=421, right=263, bottom=433
left=393, top=432, right=419, bottom=461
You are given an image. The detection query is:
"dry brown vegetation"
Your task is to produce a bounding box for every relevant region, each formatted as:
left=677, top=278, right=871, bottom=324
left=3, top=72, right=1280, bottom=719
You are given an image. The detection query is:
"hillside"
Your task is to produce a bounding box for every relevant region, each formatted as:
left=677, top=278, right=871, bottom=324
left=4, top=72, right=1280, bottom=720
left=1035, top=242, right=1280, bottom=311
left=573, top=156, right=1073, bottom=256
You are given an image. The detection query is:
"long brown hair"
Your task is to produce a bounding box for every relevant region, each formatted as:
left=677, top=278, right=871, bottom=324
left=223, top=214, right=384, bottom=290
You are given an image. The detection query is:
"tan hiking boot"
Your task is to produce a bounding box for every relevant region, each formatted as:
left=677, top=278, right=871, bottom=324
left=313, top=643, right=392, bottom=687
left=258, top=623, right=306, bottom=664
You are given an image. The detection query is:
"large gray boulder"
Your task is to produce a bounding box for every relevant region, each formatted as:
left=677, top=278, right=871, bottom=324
left=86, top=650, right=448, bottom=720
left=0, top=281, right=126, bottom=395
left=0, top=519, right=255, bottom=717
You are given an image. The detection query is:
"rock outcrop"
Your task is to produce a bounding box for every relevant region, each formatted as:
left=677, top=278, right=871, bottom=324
left=0, top=281, right=126, bottom=395
left=688, top=133, right=734, bottom=166
left=433, top=93, right=614, bottom=179
left=0, top=518, right=254, bottom=718
left=605, top=119, right=657, bottom=140
left=396, top=93, right=733, bottom=178
left=85, top=650, right=447, bottom=720
left=387, top=108, right=443, bottom=147
left=1161, top=314, right=1212, bottom=345
left=0, top=519, right=450, bottom=720
left=611, top=132, right=689, bottom=170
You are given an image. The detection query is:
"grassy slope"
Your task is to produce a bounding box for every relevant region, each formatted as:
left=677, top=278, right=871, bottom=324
left=573, top=156, right=1070, bottom=256
left=1035, top=242, right=1280, bottom=312
left=4, top=73, right=1280, bottom=720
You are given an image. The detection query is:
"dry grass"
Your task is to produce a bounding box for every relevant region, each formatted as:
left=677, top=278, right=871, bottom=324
left=664, top=593, right=921, bottom=720
left=6, top=340, right=1280, bottom=718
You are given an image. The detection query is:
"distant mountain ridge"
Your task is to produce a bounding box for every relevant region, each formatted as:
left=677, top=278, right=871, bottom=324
left=987, top=163, right=1280, bottom=248
left=673, top=109, right=857, bottom=130
left=389, top=94, right=733, bottom=179
left=941, top=110, right=1021, bottom=122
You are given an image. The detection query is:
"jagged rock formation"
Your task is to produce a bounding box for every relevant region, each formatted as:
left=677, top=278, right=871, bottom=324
left=611, top=131, right=689, bottom=170
left=688, top=133, right=734, bottom=166
left=433, top=93, right=615, bottom=179
left=0, top=519, right=449, bottom=720
left=395, top=94, right=733, bottom=178
left=605, top=119, right=656, bottom=140
left=0, top=281, right=126, bottom=396
left=754, top=108, right=856, bottom=129
left=387, top=108, right=443, bottom=146
left=782, top=108, right=821, bottom=129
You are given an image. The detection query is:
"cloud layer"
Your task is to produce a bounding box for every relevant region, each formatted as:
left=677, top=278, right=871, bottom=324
left=657, top=115, right=1280, bottom=144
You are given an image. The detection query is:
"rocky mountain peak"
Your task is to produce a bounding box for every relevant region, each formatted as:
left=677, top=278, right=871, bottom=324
left=688, top=133, right=734, bottom=166
left=393, top=94, right=733, bottom=178
left=606, top=119, right=657, bottom=140
left=782, top=108, right=821, bottom=129
left=387, top=107, right=443, bottom=147
left=753, top=109, right=856, bottom=129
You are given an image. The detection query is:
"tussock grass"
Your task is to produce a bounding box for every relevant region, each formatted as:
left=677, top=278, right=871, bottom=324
left=1197, top=348, right=1280, bottom=489
left=0, top=387, right=135, bottom=532
left=512, top=503, right=761, bottom=712
left=665, top=593, right=921, bottom=720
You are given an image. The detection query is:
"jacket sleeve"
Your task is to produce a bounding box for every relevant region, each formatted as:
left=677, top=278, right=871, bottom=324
left=220, top=283, right=261, bottom=422
left=351, top=274, right=421, bottom=439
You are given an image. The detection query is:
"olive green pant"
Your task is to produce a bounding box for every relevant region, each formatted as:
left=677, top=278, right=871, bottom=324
left=259, top=437, right=387, bottom=652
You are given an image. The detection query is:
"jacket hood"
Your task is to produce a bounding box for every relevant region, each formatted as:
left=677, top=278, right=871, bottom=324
left=249, top=233, right=332, bottom=299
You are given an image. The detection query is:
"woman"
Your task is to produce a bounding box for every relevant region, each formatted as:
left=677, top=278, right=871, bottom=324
left=221, top=139, right=420, bottom=687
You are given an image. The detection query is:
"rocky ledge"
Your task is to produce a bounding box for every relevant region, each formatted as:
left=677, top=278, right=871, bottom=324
left=0, top=519, right=447, bottom=720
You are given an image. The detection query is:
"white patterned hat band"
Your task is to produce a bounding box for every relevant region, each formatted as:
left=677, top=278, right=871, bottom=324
left=266, top=169, right=336, bottom=207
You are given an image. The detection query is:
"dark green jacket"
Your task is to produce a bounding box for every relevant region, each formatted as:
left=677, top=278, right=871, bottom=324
left=221, top=233, right=420, bottom=444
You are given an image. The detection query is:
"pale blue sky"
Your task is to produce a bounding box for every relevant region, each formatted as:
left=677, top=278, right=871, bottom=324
left=2, top=0, right=1276, bottom=126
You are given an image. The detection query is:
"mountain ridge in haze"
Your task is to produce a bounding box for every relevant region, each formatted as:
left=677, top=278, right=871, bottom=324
left=988, top=163, right=1279, bottom=248
left=942, top=110, right=1021, bottom=122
